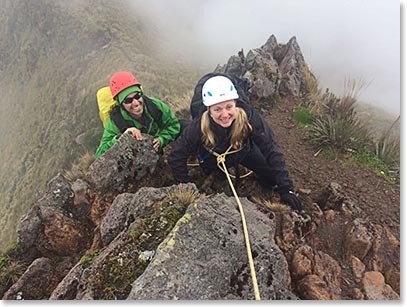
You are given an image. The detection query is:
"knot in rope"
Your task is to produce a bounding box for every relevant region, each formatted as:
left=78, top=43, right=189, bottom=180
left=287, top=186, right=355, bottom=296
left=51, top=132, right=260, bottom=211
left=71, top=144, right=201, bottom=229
left=216, top=154, right=226, bottom=164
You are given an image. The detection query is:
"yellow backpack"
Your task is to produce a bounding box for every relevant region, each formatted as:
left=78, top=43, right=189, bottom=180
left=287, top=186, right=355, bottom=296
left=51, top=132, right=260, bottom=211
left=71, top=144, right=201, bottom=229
left=96, top=86, right=117, bottom=127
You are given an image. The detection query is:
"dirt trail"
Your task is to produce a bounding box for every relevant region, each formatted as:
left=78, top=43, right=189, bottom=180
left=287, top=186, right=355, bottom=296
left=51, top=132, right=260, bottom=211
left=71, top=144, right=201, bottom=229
left=263, top=98, right=400, bottom=239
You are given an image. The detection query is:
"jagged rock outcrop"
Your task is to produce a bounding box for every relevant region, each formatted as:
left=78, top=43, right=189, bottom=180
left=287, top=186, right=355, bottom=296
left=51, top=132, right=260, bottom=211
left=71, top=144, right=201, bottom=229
left=215, top=35, right=314, bottom=100
left=65, top=184, right=196, bottom=300
left=86, top=133, right=159, bottom=192
left=17, top=174, right=93, bottom=259
left=50, top=186, right=296, bottom=300
left=3, top=140, right=400, bottom=301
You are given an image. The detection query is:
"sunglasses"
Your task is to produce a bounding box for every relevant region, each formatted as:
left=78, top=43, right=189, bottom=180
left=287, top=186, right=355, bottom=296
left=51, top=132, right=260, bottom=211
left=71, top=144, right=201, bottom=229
left=122, top=92, right=143, bottom=104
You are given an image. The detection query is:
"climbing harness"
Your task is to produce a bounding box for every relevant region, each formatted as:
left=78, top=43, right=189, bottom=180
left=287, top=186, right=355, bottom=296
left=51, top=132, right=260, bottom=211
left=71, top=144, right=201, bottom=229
left=216, top=145, right=261, bottom=300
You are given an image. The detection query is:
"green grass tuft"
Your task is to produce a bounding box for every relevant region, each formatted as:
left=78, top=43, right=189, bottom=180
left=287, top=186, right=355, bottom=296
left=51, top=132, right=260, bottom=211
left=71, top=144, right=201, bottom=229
left=293, top=106, right=314, bottom=127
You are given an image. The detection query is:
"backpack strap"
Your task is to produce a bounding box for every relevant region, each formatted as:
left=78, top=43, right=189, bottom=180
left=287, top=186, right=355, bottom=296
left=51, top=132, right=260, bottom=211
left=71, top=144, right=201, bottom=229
left=110, top=105, right=133, bottom=133
left=143, top=96, right=163, bottom=123
left=235, top=100, right=253, bottom=121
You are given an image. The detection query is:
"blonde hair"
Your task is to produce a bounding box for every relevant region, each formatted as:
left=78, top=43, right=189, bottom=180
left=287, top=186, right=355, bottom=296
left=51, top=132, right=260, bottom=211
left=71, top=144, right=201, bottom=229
left=201, top=107, right=252, bottom=149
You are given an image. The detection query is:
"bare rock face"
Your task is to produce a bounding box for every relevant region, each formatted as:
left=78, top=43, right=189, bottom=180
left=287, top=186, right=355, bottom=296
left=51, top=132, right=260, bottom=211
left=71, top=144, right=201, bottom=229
left=317, top=182, right=360, bottom=216
left=244, top=48, right=280, bottom=98
left=99, top=185, right=179, bottom=246
left=86, top=133, right=159, bottom=192
left=128, top=193, right=297, bottom=300
left=49, top=262, right=85, bottom=300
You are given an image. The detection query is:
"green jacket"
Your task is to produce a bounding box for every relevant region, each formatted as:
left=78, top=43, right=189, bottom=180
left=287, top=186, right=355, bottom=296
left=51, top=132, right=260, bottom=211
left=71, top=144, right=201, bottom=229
left=96, top=96, right=180, bottom=158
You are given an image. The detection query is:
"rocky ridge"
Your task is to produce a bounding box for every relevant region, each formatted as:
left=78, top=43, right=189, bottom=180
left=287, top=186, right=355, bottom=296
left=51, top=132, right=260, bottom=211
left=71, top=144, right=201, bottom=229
left=0, top=36, right=399, bottom=300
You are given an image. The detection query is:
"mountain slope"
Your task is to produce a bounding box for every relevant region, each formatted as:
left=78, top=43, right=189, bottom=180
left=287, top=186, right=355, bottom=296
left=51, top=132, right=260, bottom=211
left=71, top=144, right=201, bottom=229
left=0, top=0, right=204, bottom=250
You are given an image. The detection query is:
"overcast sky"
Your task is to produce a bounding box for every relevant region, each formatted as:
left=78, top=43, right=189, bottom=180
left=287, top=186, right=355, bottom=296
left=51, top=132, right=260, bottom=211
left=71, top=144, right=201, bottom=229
left=134, top=0, right=400, bottom=115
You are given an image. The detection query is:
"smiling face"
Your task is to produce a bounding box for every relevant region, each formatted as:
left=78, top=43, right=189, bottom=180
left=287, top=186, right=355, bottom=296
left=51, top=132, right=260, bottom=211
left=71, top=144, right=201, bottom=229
left=122, top=92, right=144, bottom=119
left=208, top=99, right=237, bottom=128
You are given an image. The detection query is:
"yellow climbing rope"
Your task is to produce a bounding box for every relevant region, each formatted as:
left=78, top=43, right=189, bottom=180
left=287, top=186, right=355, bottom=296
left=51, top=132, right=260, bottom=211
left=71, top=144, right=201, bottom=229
left=216, top=146, right=261, bottom=300
left=189, top=145, right=253, bottom=178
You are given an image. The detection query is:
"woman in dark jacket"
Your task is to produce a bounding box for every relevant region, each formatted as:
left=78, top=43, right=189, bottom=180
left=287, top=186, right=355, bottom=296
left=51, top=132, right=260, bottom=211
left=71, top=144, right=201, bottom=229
left=168, top=75, right=302, bottom=211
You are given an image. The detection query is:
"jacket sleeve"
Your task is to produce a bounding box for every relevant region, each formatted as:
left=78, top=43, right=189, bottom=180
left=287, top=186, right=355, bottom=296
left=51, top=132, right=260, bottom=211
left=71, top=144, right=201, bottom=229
left=167, top=119, right=201, bottom=183
left=250, top=109, right=294, bottom=193
left=150, top=97, right=180, bottom=150
left=95, top=118, right=121, bottom=158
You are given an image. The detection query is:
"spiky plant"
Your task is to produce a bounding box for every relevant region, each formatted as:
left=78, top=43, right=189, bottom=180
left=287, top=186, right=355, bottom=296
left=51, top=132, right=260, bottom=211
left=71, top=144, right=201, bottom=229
left=374, top=115, right=400, bottom=168
left=0, top=256, right=27, bottom=296
left=251, top=197, right=290, bottom=213
left=309, top=112, right=367, bottom=151
left=264, top=200, right=291, bottom=213
left=308, top=78, right=370, bottom=152
left=167, top=184, right=201, bottom=206
left=342, top=77, right=372, bottom=101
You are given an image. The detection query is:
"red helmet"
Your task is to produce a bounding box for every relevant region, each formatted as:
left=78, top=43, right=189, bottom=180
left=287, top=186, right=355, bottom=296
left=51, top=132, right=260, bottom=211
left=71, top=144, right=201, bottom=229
left=109, top=71, right=142, bottom=98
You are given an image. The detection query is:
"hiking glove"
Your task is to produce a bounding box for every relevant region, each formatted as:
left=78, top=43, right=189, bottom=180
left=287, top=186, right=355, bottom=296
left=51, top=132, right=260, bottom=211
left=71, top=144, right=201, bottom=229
left=280, top=191, right=303, bottom=211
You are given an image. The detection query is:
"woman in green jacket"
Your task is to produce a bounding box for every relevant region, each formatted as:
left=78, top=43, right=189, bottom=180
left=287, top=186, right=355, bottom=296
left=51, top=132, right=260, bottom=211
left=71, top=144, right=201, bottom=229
left=96, top=71, right=180, bottom=158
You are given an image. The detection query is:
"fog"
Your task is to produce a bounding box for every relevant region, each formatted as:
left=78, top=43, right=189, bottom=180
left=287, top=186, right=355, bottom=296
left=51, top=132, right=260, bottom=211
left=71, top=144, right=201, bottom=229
left=131, top=0, right=400, bottom=115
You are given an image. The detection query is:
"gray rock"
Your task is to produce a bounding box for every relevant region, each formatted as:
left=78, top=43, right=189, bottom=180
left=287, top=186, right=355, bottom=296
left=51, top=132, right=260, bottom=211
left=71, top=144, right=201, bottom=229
left=99, top=193, right=135, bottom=246
left=100, top=185, right=180, bottom=246
left=224, top=55, right=245, bottom=76
left=3, top=257, right=73, bottom=300
left=86, top=133, right=159, bottom=192
left=128, top=193, right=297, bottom=300
left=49, top=262, right=85, bottom=300
left=17, top=205, right=42, bottom=252
left=277, top=37, right=307, bottom=97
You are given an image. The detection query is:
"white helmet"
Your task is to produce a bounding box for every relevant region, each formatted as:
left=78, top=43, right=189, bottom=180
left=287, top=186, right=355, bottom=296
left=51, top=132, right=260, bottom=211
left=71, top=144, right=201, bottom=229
left=202, top=75, right=239, bottom=107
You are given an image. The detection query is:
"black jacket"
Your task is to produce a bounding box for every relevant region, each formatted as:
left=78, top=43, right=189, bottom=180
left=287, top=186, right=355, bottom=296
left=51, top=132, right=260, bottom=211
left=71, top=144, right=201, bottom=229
left=168, top=104, right=294, bottom=194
